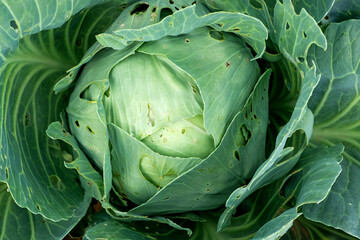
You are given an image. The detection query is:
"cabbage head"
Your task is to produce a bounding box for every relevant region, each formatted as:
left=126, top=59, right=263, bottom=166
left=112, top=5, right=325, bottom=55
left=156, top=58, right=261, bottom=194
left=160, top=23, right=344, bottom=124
left=67, top=26, right=262, bottom=206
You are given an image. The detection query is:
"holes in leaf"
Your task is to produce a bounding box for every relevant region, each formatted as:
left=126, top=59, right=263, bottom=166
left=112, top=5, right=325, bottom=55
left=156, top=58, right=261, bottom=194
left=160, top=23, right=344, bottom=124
left=216, top=23, right=224, bottom=28
left=285, top=22, right=290, bottom=30
left=24, top=112, right=31, bottom=126
left=185, top=38, right=190, bottom=43
left=234, top=150, right=240, bottom=161
left=209, top=30, right=224, bottom=41
left=190, top=84, right=198, bottom=95
left=235, top=124, right=251, bottom=147
left=130, top=3, right=149, bottom=15
left=87, top=126, right=95, bottom=134
left=9, top=20, right=18, bottom=30
left=297, top=57, right=305, bottom=63
left=249, top=0, right=262, bottom=9
left=303, top=31, right=307, bottom=38
left=75, top=120, right=80, bottom=127
left=160, top=8, right=173, bottom=20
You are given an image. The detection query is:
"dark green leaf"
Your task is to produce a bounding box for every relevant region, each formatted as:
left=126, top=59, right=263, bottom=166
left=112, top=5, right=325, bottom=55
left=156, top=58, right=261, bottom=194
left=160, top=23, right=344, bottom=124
left=0, top=182, right=91, bottom=240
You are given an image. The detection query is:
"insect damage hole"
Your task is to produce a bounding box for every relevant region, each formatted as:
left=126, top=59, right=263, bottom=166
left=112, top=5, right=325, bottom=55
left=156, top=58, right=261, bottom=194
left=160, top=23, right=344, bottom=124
left=87, top=126, right=95, bottom=134
left=160, top=8, right=173, bottom=20
left=285, top=22, right=290, bottom=30
left=297, top=57, right=305, bottom=63
left=303, top=31, right=307, bottom=38
left=209, top=30, right=225, bottom=41
left=130, top=3, right=149, bottom=15
left=234, top=150, right=240, bottom=161
left=10, top=20, right=18, bottom=30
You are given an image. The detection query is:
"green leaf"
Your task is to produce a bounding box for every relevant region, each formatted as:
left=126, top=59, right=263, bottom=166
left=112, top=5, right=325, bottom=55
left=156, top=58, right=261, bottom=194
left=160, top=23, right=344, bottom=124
left=46, top=122, right=105, bottom=201
left=85, top=220, right=154, bottom=240
left=198, top=0, right=274, bottom=30
left=308, top=19, right=360, bottom=238
left=303, top=158, right=360, bottom=238
left=107, top=123, right=202, bottom=204
left=293, top=0, right=335, bottom=23
left=138, top=26, right=260, bottom=146
left=218, top=68, right=317, bottom=232
left=96, top=5, right=268, bottom=60
left=190, top=179, right=289, bottom=240
left=0, top=0, right=117, bottom=64
left=0, top=2, right=124, bottom=221
left=129, top=69, right=269, bottom=216
left=253, top=145, right=343, bottom=239
left=55, top=0, right=195, bottom=93
left=321, top=0, right=360, bottom=23
left=84, top=209, right=191, bottom=240
left=272, top=0, right=327, bottom=73
left=0, top=182, right=91, bottom=240
left=218, top=0, right=328, bottom=231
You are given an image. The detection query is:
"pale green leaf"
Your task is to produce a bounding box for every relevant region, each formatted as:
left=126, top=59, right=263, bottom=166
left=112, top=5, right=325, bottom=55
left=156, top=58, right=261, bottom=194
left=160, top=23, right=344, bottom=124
left=129, top=69, right=269, bottom=216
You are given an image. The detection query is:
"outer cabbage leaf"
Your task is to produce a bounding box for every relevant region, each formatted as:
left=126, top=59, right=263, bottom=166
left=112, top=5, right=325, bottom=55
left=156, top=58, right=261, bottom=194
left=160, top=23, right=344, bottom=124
left=0, top=182, right=91, bottom=240
left=321, top=0, right=360, bottom=23
left=198, top=0, right=274, bottom=30
left=293, top=0, right=335, bottom=23
left=0, top=2, right=123, bottom=221
left=84, top=210, right=191, bottom=240
left=253, top=145, right=342, bottom=239
left=0, top=0, right=128, bottom=64
left=218, top=0, right=327, bottom=231
left=96, top=5, right=268, bottom=61
left=307, top=19, right=360, bottom=238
